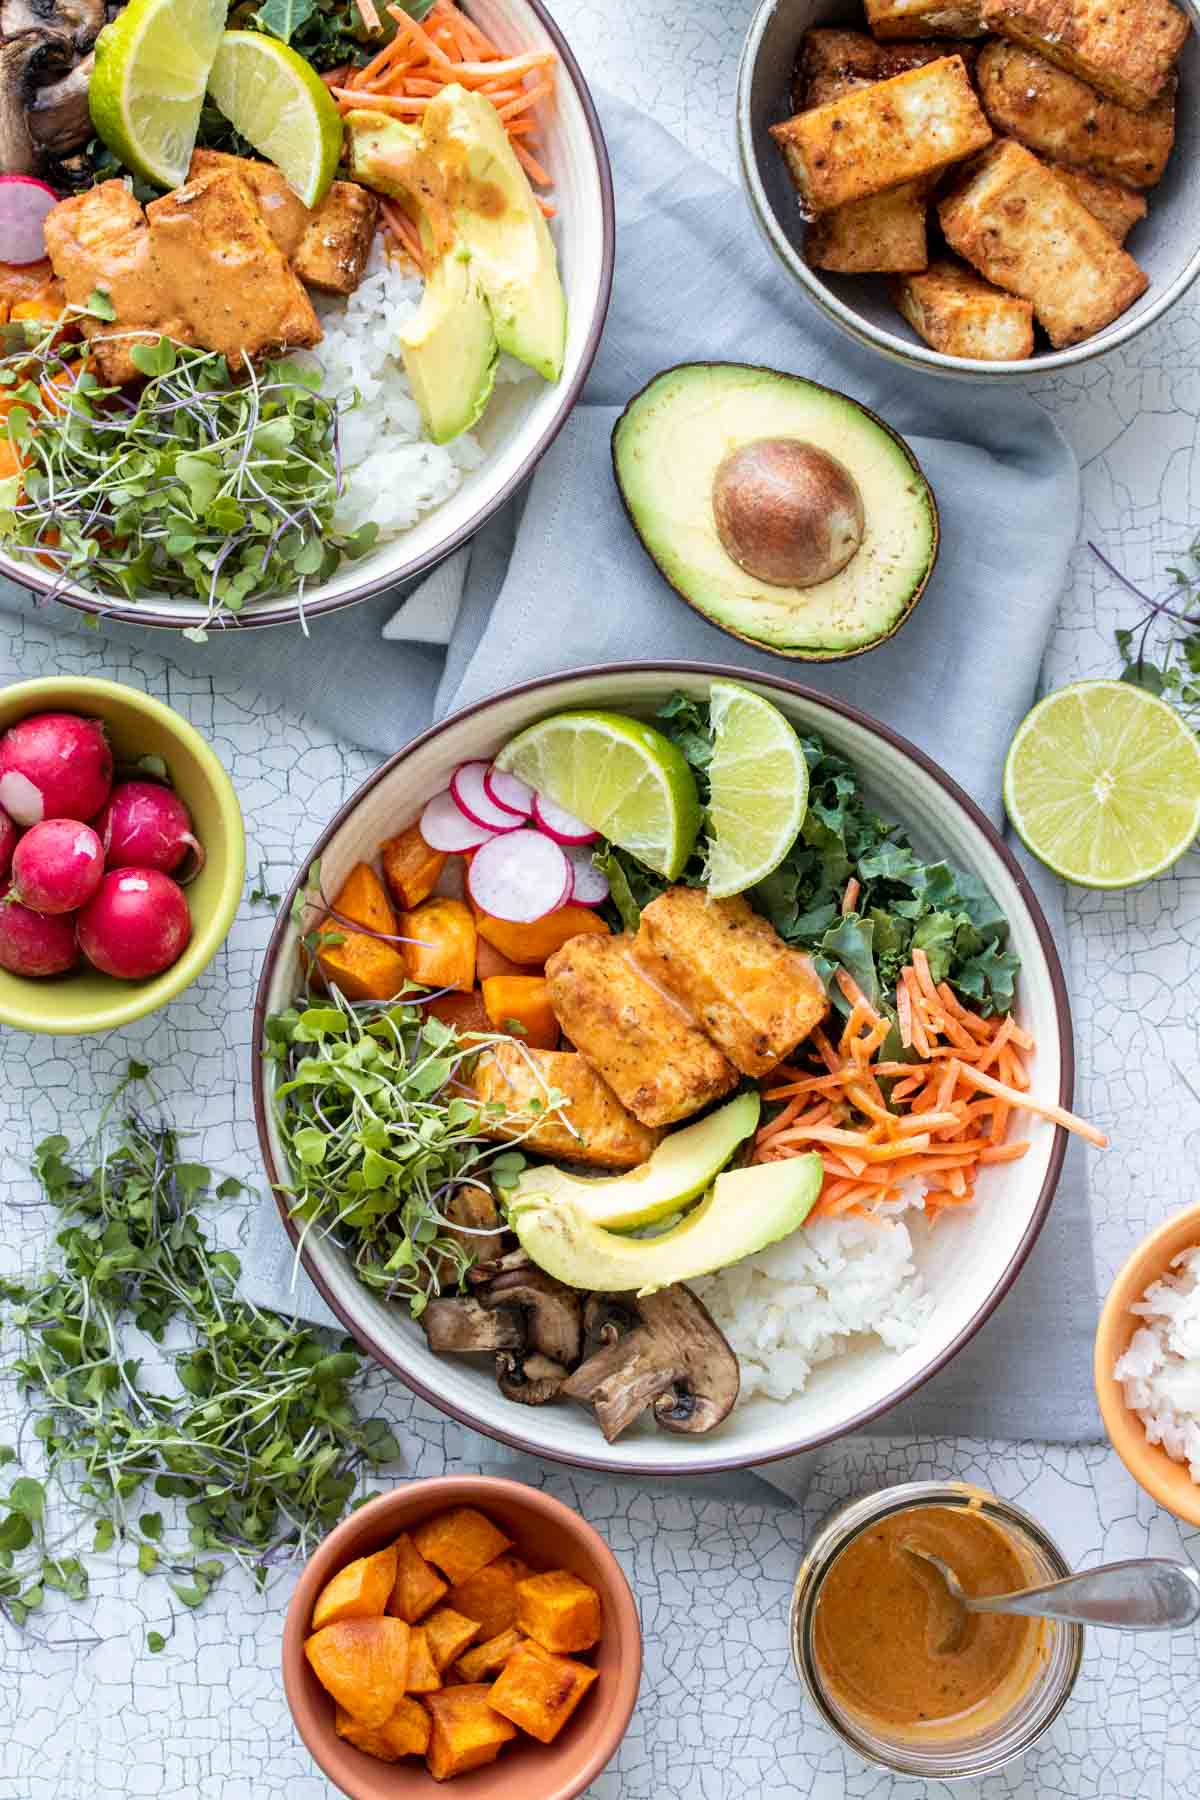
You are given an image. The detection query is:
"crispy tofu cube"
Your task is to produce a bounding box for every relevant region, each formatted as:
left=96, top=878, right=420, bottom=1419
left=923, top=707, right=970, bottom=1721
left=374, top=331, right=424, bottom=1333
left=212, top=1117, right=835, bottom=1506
left=794, top=27, right=980, bottom=107
left=422, top=1606, right=484, bottom=1672
left=488, top=1640, right=599, bottom=1745
left=975, top=41, right=1174, bottom=189
left=979, top=0, right=1190, bottom=109
left=405, top=1626, right=442, bottom=1694
left=939, top=140, right=1149, bottom=346
left=412, top=1508, right=513, bottom=1586
left=454, top=1626, right=526, bottom=1684
left=424, top=1684, right=518, bottom=1780
left=473, top=1044, right=664, bottom=1169
left=1053, top=167, right=1147, bottom=241
left=446, top=1553, right=532, bottom=1641
left=335, top=1696, right=431, bottom=1761
left=864, top=0, right=986, bottom=36
left=311, top=1545, right=398, bottom=1631
left=188, top=150, right=378, bottom=294
left=305, top=1617, right=411, bottom=1727
left=808, top=182, right=929, bottom=273
left=381, top=823, right=447, bottom=911
left=893, top=257, right=1035, bottom=358
left=770, top=57, right=992, bottom=215
left=387, top=1532, right=448, bottom=1623
left=515, top=1570, right=603, bottom=1654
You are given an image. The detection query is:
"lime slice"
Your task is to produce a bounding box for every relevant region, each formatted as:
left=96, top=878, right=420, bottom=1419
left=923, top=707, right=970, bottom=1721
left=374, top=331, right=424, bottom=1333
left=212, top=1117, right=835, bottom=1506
left=1004, top=679, right=1200, bottom=888
left=89, top=0, right=227, bottom=189
left=495, top=712, right=702, bottom=880
left=705, top=681, right=809, bottom=898
left=207, top=31, right=344, bottom=209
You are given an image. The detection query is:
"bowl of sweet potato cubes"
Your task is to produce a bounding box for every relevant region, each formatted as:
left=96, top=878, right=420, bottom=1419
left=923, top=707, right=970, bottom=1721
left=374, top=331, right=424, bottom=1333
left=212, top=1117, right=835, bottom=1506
left=738, top=0, right=1200, bottom=374
left=283, top=1477, right=641, bottom=1797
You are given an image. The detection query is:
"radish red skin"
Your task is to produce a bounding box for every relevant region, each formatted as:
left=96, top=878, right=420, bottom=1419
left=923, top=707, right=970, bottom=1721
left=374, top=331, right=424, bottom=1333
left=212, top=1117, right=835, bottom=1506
left=0, top=885, right=80, bottom=977
left=0, top=712, right=113, bottom=826
left=10, top=819, right=104, bottom=914
left=77, top=868, right=191, bottom=980
left=94, top=780, right=201, bottom=875
left=0, top=807, right=16, bottom=882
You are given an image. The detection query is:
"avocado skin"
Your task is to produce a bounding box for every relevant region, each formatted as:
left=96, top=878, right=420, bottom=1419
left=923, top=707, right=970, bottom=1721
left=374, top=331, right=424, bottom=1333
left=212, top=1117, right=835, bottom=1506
left=611, top=361, right=940, bottom=663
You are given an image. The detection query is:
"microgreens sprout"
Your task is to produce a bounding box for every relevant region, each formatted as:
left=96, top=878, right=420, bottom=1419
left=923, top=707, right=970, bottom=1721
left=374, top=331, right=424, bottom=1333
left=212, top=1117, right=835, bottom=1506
left=1093, top=539, right=1200, bottom=732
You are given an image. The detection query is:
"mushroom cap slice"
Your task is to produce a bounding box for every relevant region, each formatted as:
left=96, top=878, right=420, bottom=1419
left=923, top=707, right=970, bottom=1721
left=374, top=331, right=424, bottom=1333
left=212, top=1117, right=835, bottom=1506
left=495, top=1350, right=569, bottom=1405
left=562, top=1284, right=739, bottom=1441
left=478, top=1267, right=583, bottom=1366
left=420, top=1295, right=523, bottom=1355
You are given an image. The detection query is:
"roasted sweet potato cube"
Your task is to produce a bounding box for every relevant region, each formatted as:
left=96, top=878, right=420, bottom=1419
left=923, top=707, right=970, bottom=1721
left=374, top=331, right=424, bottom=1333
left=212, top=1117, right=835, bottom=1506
left=424, top=1683, right=518, bottom=1780
left=335, top=1696, right=431, bottom=1761
left=423, top=1606, right=483, bottom=1672
left=515, top=1570, right=603, bottom=1654
left=387, top=1532, right=448, bottom=1623
left=454, top=1626, right=525, bottom=1684
left=315, top=862, right=408, bottom=1003
left=405, top=1625, right=441, bottom=1694
left=401, top=897, right=477, bottom=992
left=488, top=1640, right=599, bottom=1744
left=412, top=1507, right=513, bottom=1585
left=305, top=1617, right=411, bottom=1727
left=312, top=1544, right=398, bottom=1631
left=382, top=824, right=447, bottom=911
left=481, top=975, right=560, bottom=1049
left=446, top=1553, right=532, bottom=1640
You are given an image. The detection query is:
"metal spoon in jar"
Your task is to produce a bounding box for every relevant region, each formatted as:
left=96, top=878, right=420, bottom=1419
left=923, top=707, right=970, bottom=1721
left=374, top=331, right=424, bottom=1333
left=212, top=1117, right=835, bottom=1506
left=903, top=1546, right=1200, bottom=1650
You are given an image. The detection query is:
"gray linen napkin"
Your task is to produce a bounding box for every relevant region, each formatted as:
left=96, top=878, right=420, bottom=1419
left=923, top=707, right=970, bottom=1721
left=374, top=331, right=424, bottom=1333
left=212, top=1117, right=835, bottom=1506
left=0, top=94, right=1101, bottom=1469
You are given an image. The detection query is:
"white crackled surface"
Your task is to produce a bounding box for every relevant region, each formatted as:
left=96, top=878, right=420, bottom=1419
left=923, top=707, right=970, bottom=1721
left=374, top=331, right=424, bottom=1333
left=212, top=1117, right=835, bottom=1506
left=1, top=3, right=1199, bottom=1795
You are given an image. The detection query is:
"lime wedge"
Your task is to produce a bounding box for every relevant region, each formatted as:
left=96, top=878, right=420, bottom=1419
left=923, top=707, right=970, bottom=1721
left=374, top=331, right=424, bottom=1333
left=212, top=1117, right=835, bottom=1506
left=495, top=712, right=702, bottom=880
left=89, top=0, right=227, bottom=189
left=207, top=31, right=344, bottom=209
left=705, top=680, right=809, bottom=897
left=1003, top=679, right=1200, bottom=888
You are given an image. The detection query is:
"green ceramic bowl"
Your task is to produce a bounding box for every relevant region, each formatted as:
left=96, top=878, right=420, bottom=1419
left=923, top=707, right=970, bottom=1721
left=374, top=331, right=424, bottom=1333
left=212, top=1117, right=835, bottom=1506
left=0, top=677, right=245, bottom=1035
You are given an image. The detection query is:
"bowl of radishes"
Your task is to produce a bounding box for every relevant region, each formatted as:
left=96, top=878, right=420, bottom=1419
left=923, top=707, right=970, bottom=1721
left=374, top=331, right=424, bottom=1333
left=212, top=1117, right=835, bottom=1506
left=0, top=677, right=245, bottom=1034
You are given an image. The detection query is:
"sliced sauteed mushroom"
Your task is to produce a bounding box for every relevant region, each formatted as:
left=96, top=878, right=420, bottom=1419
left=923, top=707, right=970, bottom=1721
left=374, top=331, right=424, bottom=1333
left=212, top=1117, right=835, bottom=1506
left=0, top=35, right=53, bottom=174
left=420, top=1295, right=522, bottom=1355
left=478, top=1268, right=583, bottom=1366
left=430, top=1182, right=502, bottom=1288
left=562, top=1285, right=740, bottom=1442
left=0, top=0, right=109, bottom=178
left=495, top=1350, right=569, bottom=1406
left=25, top=48, right=89, bottom=154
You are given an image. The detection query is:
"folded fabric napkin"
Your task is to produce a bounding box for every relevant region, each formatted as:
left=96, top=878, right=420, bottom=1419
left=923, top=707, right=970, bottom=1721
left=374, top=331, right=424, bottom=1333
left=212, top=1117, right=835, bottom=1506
left=0, top=94, right=1101, bottom=1476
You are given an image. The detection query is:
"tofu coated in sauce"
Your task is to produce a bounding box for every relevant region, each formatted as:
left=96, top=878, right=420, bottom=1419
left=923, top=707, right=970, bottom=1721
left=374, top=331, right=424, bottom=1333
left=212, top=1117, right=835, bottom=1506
left=544, top=933, right=739, bottom=1128
left=188, top=151, right=378, bottom=295
left=634, top=889, right=829, bottom=1078
left=473, top=1043, right=662, bottom=1170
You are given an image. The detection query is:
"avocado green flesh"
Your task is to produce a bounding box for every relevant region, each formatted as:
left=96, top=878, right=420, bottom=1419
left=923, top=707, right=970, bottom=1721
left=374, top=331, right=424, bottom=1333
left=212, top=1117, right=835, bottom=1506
left=613, top=364, right=937, bottom=656
left=509, top=1091, right=760, bottom=1231
left=510, top=1153, right=823, bottom=1294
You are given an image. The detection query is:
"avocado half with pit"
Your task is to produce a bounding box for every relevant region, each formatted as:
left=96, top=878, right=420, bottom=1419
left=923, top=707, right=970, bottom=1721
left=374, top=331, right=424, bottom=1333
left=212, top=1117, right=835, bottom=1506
left=611, top=362, right=939, bottom=660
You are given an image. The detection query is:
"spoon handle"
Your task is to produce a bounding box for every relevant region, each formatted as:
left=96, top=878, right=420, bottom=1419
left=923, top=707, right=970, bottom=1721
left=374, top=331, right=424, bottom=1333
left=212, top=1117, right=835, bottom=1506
left=972, top=1558, right=1200, bottom=1631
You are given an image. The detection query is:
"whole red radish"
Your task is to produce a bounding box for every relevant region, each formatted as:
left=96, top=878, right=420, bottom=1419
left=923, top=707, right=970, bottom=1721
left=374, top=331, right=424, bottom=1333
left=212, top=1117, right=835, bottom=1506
left=10, top=818, right=104, bottom=914
left=77, top=868, right=191, bottom=980
left=94, top=780, right=203, bottom=876
left=0, top=711, right=113, bottom=826
left=0, top=885, right=79, bottom=977
left=0, top=806, right=16, bottom=882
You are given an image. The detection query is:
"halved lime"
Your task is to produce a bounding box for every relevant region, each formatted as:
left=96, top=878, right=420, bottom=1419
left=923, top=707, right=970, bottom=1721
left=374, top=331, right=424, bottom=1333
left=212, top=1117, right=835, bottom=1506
left=89, top=0, right=227, bottom=189
left=706, top=680, right=808, bottom=897
left=207, top=31, right=344, bottom=209
left=1003, top=679, right=1200, bottom=888
left=495, top=712, right=702, bottom=880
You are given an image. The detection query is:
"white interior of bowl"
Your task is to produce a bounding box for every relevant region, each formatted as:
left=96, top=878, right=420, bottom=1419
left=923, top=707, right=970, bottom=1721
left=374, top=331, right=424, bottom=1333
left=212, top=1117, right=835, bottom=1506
left=0, top=0, right=610, bottom=626
left=259, top=669, right=1067, bottom=1474
left=739, top=0, right=1200, bottom=378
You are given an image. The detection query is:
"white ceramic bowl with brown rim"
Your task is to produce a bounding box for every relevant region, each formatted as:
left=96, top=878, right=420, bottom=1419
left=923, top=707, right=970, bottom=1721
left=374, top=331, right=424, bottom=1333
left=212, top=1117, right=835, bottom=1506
left=252, top=663, right=1073, bottom=1477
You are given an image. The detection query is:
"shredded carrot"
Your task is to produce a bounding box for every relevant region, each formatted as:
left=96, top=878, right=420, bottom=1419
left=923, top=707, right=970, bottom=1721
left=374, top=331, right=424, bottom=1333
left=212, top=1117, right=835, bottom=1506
left=841, top=877, right=861, bottom=916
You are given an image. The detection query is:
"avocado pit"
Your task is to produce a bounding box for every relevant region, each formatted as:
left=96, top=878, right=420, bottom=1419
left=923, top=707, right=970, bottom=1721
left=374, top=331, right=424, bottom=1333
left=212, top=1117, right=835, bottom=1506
left=711, top=437, right=866, bottom=589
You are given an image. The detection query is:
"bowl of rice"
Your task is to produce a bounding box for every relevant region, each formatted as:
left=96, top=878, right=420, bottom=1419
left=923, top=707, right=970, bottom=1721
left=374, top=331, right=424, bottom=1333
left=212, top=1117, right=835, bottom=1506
left=1095, top=1204, right=1200, bottom=1528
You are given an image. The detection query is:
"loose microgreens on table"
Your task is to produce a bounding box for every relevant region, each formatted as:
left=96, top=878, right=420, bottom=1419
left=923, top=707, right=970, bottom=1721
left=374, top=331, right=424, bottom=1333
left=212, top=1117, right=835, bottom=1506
left=1093, top=539, right=1200, bottom=734
left=0, top=1064, right=401, bottom=1642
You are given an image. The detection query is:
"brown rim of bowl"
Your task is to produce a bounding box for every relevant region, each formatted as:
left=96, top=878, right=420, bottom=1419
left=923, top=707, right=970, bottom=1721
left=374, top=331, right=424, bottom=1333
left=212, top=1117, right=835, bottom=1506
left=609, top=361, right=940, bottom=663
left=0, top=1, right=616, bottom=633
left=251, top=660, right=1073, bottom=1476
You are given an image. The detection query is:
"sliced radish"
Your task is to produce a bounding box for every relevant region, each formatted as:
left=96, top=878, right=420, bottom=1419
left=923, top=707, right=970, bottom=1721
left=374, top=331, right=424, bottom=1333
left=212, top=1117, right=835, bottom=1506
left=484, top=767, right=533, bottom=819
left=564, top=844, right=610, bottom=906
left=0, top=176, right=59, bottom=266
left=468, top=830, right=571, bottom=922
left=451, top=762, right=523, bottom=833
left=420, top=790, right=497, bottom=853
left=532, top=793, right=598, bottom=845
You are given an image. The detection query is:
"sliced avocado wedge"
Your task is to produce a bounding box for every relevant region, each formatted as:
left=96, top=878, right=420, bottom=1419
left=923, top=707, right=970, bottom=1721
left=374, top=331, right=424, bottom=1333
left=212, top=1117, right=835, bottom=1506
left=612, top=362, right=938, bottom=660
left=509, top=1091, right=760, bottom=1231
left=509, top=1153, right=823, bottom=1294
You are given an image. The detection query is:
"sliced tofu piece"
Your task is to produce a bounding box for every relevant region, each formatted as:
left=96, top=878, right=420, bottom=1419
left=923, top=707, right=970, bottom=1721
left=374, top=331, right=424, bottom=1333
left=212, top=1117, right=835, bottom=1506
left=770, top=57, right=992, bottom=215
left=1054, top=166, right=1147, bottom=242
left=634, top=890, right=829, bottom=1079
left=979, top=0, right=1190, bottom=110
left=939, top=140, right=1149, bottom=346
left=794, top=28, right=980, bottom=108
left=893, top=256, right=1035, bottom=358
left=864, top=0, right=986, bottom=36
left=188, top=150, right=378, bottom=294
left=146, top=170, right=321, bottom=371
left=807, top=181, right=929, bottom=273
left=42, top=182, right=196, bottom=386
left=975, top=41, right=1174, bottom=189
left=544, top=933, right=738, bottom=1129
left=473, top=1043, right=662, bottom=1170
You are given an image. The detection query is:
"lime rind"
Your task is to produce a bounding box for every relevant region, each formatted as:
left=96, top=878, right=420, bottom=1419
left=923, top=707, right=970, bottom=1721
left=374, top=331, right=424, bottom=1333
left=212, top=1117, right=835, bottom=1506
left=206, top=31, right=343, bottom=209
left=89, top=0, right=227, bottom=188
left=705, top=680, right=808, bottom=898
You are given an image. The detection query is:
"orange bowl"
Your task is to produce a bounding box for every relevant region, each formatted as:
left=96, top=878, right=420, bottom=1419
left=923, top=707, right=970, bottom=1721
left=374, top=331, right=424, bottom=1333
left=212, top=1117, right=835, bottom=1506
left=1094, top=1203, right=1200, bottom=1529
left=282, top=1477, right=641, bottom=1800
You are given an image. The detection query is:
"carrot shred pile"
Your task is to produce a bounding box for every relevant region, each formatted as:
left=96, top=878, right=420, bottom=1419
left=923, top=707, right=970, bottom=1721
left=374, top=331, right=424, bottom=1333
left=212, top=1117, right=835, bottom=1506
left=337, top=0, right=558, bottom=266
left=754, top=949, right=1106, bottom=1221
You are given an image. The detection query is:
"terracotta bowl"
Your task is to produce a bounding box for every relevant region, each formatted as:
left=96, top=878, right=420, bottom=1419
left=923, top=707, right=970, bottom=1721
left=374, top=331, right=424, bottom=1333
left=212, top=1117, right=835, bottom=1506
left=1094, top=1203, right=1200, bottom=1529
left=281, top=1477, right=642, bottom=1800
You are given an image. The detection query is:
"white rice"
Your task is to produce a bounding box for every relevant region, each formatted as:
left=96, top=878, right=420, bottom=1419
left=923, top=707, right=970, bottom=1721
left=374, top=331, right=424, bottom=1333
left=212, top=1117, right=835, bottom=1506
left=1113, top=1245, right=1200, bottom=1483
left=693, top=1215, right=934, bottom=1402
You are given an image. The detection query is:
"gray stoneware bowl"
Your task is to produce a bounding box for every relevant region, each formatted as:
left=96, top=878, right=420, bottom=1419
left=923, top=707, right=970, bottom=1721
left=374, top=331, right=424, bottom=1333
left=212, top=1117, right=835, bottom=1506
left=737, top=0, right=1200, bottom=378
